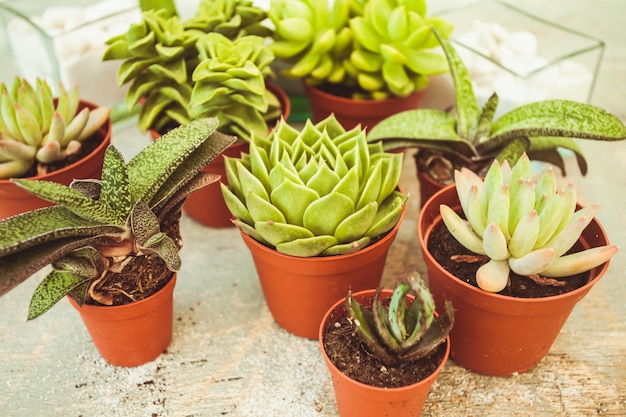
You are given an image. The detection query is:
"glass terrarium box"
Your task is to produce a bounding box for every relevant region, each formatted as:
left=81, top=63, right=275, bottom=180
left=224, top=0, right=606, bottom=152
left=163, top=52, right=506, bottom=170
left=439, top=0, right=604, bottom=116
left=0, top=0, right=141, bottom=110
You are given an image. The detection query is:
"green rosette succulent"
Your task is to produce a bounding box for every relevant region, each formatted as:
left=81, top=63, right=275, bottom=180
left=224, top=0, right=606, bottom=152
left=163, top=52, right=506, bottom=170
left=347, top=272, right=454, bottom=366
left=0, top=118, right=235, bottom=319
left=0, top=77, right=110, bottom=179
left=441, top=153, right=618, bottom=293
left=221, top=114, right=408, bottom=257
left=368, top=29, right=626, bottom=182
left=268, top=0, right=453, bottom=99
left=190, top=33, right=280, bottom=142
left=102, top=0, right=278, bottom=136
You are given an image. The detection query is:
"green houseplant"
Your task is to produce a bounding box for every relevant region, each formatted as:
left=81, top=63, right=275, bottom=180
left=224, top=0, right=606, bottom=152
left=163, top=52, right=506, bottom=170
left=0, top=77, right=112, bottom=218
left=102, top=0, right=290, bottom=228
left=320, top=272, right=454, bottom=417
left=417, top=153, right=617, bottom=376
left=0, top=118, right=235, bottom=366
left=368, top=29, right=626, bottom=205
left=268, top=0, right=453, bottom=129
left=221, top=114, right=407, bottom=338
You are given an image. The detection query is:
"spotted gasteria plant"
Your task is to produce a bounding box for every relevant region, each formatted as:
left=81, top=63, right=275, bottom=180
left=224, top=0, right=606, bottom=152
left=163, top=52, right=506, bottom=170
left=347, top=272, right=454, bottom=366
left=0, top=77, right=110, bottom=179
left=368, top=29, right=626, bottom=182
left=440, top=153, right=618, bottom=293
left=268, top=0, right=453, bottom=99
left=0, top=118, right=235, bottom=319
left=220, top=114, right=407, bottom=256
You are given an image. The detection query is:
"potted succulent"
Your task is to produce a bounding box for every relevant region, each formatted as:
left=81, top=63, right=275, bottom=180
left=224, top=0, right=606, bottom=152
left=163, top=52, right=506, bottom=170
left=0, top=118, right=236, bottom=366
left=367, top=29, right=626, bottom=206
left=102, top=0, right=290, bottom=227
left=221, top=114, right=408, bottom=339
left=319, top=272, right=454, bottom=417
left=268, top=0, right=453, bottom=129
left=417, top=152, right=617, bottom=376
left=0, top=77, right=111, bottom=218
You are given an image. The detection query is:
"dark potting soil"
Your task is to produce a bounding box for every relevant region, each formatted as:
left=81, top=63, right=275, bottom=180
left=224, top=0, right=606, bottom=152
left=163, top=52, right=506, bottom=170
left=322, top=304, right=447, bottom=389
left=427, top=220, right=590, bottom=298
left=83, top=208, right=182, bottom=306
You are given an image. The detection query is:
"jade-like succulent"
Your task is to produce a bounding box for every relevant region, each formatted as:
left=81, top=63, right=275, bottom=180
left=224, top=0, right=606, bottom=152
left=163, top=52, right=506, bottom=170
left=220, top=114, right=407, bottom=257
left=102, top=0, right=279, bottom=136
left=189, top=33, right=280, bottom=141
left=268, top=0, right=453, bottom=99
left=346, top=272, right=454, bottom=366
left=0, top=77, right=110, bottom=179
left=0, top=118, right=235, bottom=319
left=440, top=153, right=618, bottom=293
left=368, top=29, right=626, bottom=183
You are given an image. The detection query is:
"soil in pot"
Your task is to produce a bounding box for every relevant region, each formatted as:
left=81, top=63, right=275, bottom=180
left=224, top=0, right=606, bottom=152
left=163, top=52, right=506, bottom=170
left=427, top=219, right=590, bottom=298
left=322, top=295, right=447, bottom=389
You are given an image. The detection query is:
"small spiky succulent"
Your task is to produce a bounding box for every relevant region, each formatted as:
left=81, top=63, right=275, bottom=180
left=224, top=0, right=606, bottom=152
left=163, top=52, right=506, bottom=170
left=440, top=153, right=618, bottom=293
left=368, top=29, right=626, bottom=182
left=220, top=114, right=407, bottom=257
left=346, top=272, right=454, bottom=366
left=0, top=118, right=235, bottom=319
left=0, top=77, right=110, bottom=179
left=102, top=0, right=279, bottom=136
left=268, top=0, right=453, bottom=99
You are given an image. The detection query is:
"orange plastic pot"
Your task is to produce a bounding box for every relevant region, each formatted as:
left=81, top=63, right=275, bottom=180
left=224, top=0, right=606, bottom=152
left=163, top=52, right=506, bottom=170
left=303, top=82, right=426, bottom=131
left=150, top=83, right=291, bottom=228
left=68, top=274, right=177, bottom=367
left=418, top=185, right=612, bottom=376
left=319, top=289, right=450, bottom=417
left=0, top=99, right=111, bottom=219
left=240, top=205, right=405, bottom=340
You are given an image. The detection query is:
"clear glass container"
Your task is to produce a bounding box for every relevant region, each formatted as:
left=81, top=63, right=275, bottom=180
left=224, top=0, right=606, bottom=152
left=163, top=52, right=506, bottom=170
left=439, top=0, right=605, bottom=115
left=0, top=0, right=141, bottom=113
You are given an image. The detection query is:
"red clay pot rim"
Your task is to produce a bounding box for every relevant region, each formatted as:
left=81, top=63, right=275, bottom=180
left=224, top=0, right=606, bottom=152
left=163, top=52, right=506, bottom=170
left=303, top=82, right=427, bottom=105
left=0, top=99, right=112, bottom=184
left=318, top=288, right=450, bottom=393
left=418, top=183, right=612, bottom=305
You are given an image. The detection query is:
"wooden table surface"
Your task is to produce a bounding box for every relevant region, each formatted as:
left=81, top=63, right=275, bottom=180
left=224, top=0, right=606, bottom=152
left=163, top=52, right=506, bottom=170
left=1, top=1, right=625, bottom=416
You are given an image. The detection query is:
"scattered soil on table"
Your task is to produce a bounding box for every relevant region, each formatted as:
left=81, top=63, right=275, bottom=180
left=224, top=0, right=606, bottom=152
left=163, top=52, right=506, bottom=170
left=427, top=220, right=590, bottom=298
left=322, top=300, right=447, bottom=389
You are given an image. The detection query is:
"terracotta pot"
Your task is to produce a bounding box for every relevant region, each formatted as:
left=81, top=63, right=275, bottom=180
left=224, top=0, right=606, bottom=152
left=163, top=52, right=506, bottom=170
left=319, top=289, right=450, bottom=417
left=239, top=205, right=406, bottom=339
left=68, top=274, right=177, bottom=367
left=303, top=82, right=426, bottom=131
left=150, top=82, right=291, bottom=228
left=418, top=185, right=612, bottom=376
left=0, top=99, right=111, bottom=219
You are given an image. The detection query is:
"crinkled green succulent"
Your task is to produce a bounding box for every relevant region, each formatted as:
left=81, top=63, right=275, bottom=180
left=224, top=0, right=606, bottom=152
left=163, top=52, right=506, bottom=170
left=441, top=153, right=618, bottom=293
left=268, top=0, right=452, bottom=99
left=190, top=33, right=280, bottom=141
left=347, top=272, right=454, bottom=366
left=102, top=0, right=279, bottom=137
left=0, top=77, right=110, bottom=179
left=221, top=114, right=407, bottom=256
left=0, top=118, right=235, bottom=319
left=368, top=29, right=626, bottom=183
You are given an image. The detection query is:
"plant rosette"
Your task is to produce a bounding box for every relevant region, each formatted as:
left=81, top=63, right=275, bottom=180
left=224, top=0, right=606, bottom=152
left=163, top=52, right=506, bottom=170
left=0, top=99, right=111, bottom=219
left=319, top=280, right=452, bottom=417
left=417, top=156, right=616, bottom=376
left=221, top=114, right=408, bottom=338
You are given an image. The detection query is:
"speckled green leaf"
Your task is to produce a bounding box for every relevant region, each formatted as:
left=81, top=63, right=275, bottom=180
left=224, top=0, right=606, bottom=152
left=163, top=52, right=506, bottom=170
left=12, top=179, right=120, bottom=225
left=100, top=146, right=131, bottom=220
left=28, top=270, right=91, bottom=320
left=141, top=232, right=181, bottom=271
